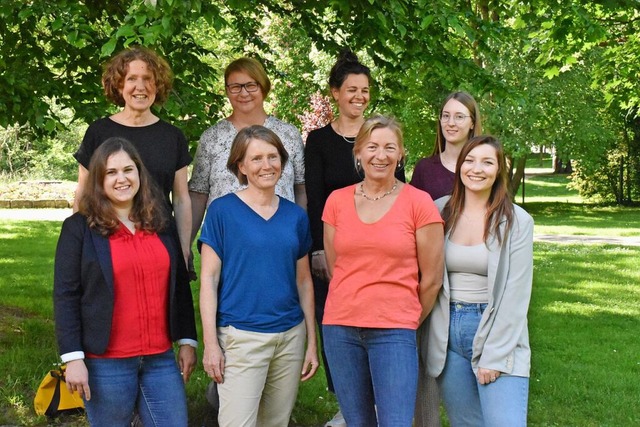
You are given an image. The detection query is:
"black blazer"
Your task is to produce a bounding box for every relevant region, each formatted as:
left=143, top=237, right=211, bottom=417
left=54, top=212, right=197, bottom=357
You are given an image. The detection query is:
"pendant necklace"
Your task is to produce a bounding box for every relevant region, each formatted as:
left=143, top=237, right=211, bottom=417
left=360, top=180, right=398, bottom=201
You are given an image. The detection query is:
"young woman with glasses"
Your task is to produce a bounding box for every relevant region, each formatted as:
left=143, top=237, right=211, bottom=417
left=412, top=91, right=482, bottom=426
left=411, top=91, right=482, bottom=201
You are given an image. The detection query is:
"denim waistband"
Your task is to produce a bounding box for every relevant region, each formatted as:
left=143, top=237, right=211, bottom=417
left=449, top=301, right=488, bottom=314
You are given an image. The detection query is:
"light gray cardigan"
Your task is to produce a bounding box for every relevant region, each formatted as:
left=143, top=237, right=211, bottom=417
left=421, top=196, right=534, bottom=378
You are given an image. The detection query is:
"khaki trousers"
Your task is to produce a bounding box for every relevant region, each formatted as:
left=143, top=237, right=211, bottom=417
left=217, top=321, right=306, bottom=427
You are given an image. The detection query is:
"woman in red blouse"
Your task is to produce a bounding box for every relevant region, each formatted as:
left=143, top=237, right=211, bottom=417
left=54, top=137, right=197, bottom=426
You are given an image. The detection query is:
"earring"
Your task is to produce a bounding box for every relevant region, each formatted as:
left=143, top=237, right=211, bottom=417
left=356, top=159, right=361, bottom=169
left=397, top=159, right=403, bottom=170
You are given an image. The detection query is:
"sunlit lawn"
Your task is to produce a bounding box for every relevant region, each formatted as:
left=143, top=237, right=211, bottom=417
left=528, top=243, right=640, bottom=426
left=517, top=173, right=583, bottom=204
left=2, top=220, right=639, bottom=426
left=1, top=170, right=640, bottom=426
left=516, top=173, right=640, bottom=237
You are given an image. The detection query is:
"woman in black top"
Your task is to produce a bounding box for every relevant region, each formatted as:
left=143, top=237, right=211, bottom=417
left=304, top=49, right=405, bottom=427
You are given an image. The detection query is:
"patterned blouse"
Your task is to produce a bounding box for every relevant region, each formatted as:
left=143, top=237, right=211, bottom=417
left=189, top=116, right=305, bottom=205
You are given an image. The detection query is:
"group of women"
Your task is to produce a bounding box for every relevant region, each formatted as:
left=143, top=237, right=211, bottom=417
left=52, top=45, right=533, bottom=427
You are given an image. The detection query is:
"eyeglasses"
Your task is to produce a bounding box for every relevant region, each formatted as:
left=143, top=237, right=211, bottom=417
left=440, top=113, right=471, bottom=125
left=226, top=82, right=260, bottom=94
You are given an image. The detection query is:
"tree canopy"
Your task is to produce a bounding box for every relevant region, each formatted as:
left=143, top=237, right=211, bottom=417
left=2, top=0, right=639, bottom=201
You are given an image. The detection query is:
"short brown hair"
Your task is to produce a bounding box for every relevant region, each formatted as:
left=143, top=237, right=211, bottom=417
left=79, top=137, right=168, bottom=236
left=353, top=114, right=405, bottom=171
left=224, top=57, right=271, bottom=97
left=227, top=126, right=289, bottom=186
left=102, top=46, right=173, bottom=107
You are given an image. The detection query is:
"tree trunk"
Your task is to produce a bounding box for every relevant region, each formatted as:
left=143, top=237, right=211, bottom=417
left=509, top=157, right=527, bottom=197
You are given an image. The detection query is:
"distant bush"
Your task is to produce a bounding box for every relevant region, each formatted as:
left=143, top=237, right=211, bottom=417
left=0, top=106, right=85, bottom=181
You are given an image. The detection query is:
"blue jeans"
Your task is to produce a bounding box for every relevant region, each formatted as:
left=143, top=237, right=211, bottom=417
left=438, top=303, right=529, bottom=427
left=323, top=325, right=418, bottom=427
left=84, top=350, right=187, bottom=426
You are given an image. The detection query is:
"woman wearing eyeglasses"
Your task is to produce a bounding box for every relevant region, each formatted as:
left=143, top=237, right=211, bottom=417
left=411, top=92, right=482, bottom=202
left=412, top=91, right=482, bottom=427
left=189, top=57, right=306, bottom=257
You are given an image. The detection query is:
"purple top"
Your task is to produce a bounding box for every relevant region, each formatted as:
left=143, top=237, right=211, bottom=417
left=410, top=154, right=455, bottom=201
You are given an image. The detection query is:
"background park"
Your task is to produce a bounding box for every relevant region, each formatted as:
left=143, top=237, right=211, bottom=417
left=1, top=0, right=640, bottom=425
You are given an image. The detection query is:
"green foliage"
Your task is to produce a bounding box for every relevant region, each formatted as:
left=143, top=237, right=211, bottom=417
left=0, top=107, right=83, bottom=181
left=3, top=0, right=640, bottom=200
left=0, top=124, right=32, bottom=175
left=0, top=0, right=223, bottom=142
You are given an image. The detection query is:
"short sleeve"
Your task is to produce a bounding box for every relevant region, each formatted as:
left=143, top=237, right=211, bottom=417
left=288, top=131, right=305, bottom=185
left=198, top=199, right=224, bottom=257
left=74, top=121, right=102, bottom=168
left=175, top=128, right=191, bottom=171
left=411, top=188, right=444, bottom=229
left=297, top=210, right=312, bottom=259
left=189, top=128, right=215, bottom=194
left=410, top=158, right=427, bottom=189
left=321, top=190, right=340, bottom=228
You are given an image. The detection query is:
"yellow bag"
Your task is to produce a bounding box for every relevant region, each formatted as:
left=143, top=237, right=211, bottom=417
left=34, top=364, right=84, bottom=418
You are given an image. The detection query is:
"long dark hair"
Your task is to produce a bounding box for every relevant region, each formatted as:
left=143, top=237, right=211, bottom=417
left=441, top=135, right=513, bottom=245
left=79, top=137, right=168, bottom=236
left=432, top=91, right=482, bottom=155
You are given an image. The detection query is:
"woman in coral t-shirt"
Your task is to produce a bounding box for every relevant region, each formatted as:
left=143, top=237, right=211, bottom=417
left=322, top=115, right=444, bottom=427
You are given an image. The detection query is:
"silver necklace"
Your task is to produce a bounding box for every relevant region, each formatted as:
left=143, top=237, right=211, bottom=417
left=360, top=180, right=398, bottom=201
left=334, top=123, right=358, bottom=144
left=340, top=134, right=356, bottom=144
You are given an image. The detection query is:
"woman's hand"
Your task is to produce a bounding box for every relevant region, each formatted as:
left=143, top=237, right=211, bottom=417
left=203, top=343, right=225, bottom=384
left=311, top=252, right=330, bottom=281
left=65, top=359, right=91, bottom=401
left=477, top=367, right=501, bottom=385
left=178, top=345, right=197, bottom=383
left=300, top=345, right=319, bottom=382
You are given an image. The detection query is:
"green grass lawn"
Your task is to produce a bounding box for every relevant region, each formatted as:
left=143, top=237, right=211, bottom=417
left=517, top=173, right=582, bottom=204
left=516, top=173, right=640, bottom=237
left=0, top=219, right=338, bottom=426
left=2, top=220, right=640, bottom=426
left=1, top=174, right=639, bottom=425
left=529, top=243, right=640, bottom=426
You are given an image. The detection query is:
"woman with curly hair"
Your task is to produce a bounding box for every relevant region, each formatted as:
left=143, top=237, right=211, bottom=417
left=73, top=46, right=192, bottom=266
